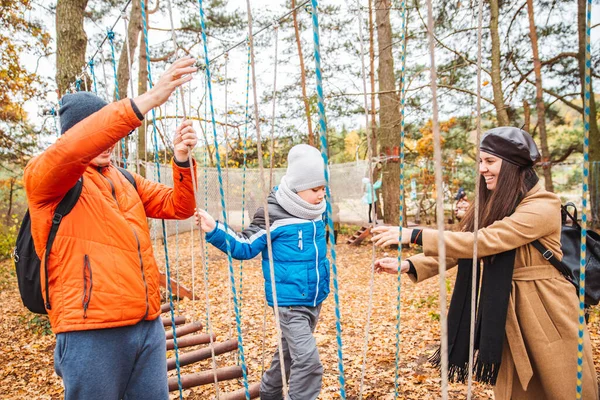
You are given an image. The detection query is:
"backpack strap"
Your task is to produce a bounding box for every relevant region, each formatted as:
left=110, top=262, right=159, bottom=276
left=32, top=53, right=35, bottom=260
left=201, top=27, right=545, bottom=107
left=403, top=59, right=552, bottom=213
left=117, top=167, right=137, bottom=191
left=531, top=239, right=573, bottom=280
left=43, top=177, right=83, bottom=310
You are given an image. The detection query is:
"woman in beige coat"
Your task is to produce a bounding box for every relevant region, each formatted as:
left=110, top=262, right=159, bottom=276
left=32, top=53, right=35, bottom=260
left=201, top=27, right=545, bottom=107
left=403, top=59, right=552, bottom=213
left=372, top=127, right=598, bottom=399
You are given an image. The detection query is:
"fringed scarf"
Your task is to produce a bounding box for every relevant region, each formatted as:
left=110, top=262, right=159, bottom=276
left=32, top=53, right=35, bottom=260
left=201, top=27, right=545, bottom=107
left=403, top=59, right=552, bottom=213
left=430, top=170, right=539, bottom=385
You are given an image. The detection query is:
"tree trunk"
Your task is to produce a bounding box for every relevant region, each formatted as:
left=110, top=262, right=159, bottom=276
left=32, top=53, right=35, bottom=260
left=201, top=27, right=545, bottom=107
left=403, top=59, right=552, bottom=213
left=291, top=0, right=313, bottom=146
left=489, top=0, right=510, bottom=126
left=368, top=0, right=382, bottom=219
left=375, top=0, right=401, bottom=224
left=526, top=0, right=553, bottom=192
left=137, top=1, right=148, bottom=178
left=117, top=0, right=142, bottom=99
left=578, top=0, right=599, bottom=227
left=523, top=99, right=531, bottom=133
left=55, top=0, right=89, bottom=97
left=368, top=0, right=377, bottom=158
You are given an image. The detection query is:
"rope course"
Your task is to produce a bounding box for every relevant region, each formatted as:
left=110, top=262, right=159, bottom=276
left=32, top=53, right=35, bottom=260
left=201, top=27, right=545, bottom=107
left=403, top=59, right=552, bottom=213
left=107, top=29, right=127, bottom=168
left=395, top=0, right=408, bottom=396
left=196, top=0, right=251, bottom=397
left=425, top=0, right=449, bottom=398
left=244, top=0, right=287, bottom=396
left=577, top=0, right=592, bottom=397
left=467, top=0, right=484, bottom=398
left=308, top=0, right=346, bottom=397
left=139, top=0, right=183, bottom=398
left=88, top=60, right=98, bottom=94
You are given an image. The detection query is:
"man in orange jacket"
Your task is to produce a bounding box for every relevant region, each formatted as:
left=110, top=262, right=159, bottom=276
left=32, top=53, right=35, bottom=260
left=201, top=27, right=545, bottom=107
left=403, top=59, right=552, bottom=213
left=24, top=57, right=198, bottom=399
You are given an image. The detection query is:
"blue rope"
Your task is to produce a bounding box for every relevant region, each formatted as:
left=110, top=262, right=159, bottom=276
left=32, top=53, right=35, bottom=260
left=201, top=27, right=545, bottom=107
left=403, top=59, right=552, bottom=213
left=107, top=30, right=128, bottom=168
left=75, top=79, right=82, bottom=92
left=196, top=0, right=250, bottom=398
left=577, top=0, right=592, bottom=397
left=88, top=60, right=98, bottom=94
left=50, top=107, right=60, bottom=137
left=309, top=0, right=346, bottom=397
left=139, top=2, right=183, bottom=397
left=395, top=0, right=408, bottom=397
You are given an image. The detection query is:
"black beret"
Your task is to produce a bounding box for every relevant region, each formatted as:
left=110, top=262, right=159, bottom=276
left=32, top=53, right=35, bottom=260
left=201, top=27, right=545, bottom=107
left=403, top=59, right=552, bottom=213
left=480, top=127, right=541, bottom=167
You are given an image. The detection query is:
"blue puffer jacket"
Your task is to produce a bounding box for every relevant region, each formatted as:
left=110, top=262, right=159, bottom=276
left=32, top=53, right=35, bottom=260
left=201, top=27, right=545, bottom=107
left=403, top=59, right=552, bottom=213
left=206, top=189, right=330, bottom=307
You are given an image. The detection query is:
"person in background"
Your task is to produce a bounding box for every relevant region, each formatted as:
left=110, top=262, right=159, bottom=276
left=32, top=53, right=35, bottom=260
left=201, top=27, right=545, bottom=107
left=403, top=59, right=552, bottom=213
left=362, top=176, right=382, bottom=223
left=454, top=187, right=470, bottom=222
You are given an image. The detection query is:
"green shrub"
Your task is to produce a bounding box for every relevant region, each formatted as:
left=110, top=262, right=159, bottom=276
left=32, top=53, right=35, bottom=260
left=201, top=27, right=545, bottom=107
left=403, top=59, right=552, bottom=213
left=0, top=217, right=18, bottom=261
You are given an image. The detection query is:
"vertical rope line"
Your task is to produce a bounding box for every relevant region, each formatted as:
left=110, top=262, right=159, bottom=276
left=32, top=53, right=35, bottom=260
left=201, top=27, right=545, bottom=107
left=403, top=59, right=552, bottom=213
left=107, top=30, right=128, bottom=168
left=309, top=0, right=346, bottom=397
left=240, top=38, right=251, bottom=323
left=245, top=1, right=288, bottom=396
left=89, top=60, right=98, bottom=94
left=268, top=26, right=279, bottom=187
left=174, top=92, right=181, bottom=305
left=223, top=52, right=235, bottom=345
left=196, top=1, right=250, bottom=398
left=352, top=0, right=377, bottom=395
left=394, top=0, right=408, bottom=396
left=139, top=2, right=183, bottom=397
left=577, top=0, right=592, bottom=397
left=123, top=11, right=139, bottom=172
left=425, top=0, right=448, bottom=397
left=467, top=0, right=484, bottom=398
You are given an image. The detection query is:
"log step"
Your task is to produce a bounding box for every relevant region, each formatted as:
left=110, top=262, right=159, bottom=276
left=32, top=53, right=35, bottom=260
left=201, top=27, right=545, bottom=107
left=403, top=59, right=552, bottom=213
left=162, top=315, right=186, bottom=327
left=160, top=273, right=197, bottom=300
left=168, top=365, right=242, bottom=392
left=165, top=322, right=203, bottom=340
left=167, top=339, right=238, bottom=371
left=166, top=333, right=216, bottom=351
left=160, top=303, right=171, bottom=313
left=346, top=226, right=371, bottom=245
left=217, top=382, right=261, bottom=400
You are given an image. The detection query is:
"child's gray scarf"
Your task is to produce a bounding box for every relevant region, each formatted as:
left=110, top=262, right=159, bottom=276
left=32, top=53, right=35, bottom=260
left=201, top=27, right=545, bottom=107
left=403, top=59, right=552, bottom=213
left=275, top=176, right=326, bottom=220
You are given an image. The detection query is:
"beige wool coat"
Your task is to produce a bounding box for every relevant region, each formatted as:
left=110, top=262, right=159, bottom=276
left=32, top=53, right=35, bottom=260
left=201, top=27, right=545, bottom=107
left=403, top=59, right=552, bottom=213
left=408, top=183, right=598, bottom=399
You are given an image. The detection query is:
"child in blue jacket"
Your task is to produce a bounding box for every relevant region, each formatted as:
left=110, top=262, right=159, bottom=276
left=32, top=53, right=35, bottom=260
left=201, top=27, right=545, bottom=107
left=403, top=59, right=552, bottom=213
left=195, top=144, right=330, bottom=400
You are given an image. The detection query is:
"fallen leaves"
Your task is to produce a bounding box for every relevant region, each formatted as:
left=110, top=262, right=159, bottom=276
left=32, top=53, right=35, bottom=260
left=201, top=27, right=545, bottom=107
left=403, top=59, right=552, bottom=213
left=1, top=229, right=599, bottom=399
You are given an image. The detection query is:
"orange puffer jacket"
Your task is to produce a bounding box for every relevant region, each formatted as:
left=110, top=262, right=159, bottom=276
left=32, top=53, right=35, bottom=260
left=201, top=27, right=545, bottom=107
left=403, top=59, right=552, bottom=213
left=24, top=99, right=196, bottom=334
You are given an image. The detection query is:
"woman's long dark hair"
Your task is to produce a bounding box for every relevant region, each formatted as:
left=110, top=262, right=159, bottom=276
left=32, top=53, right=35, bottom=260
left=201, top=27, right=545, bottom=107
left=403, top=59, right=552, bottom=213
left=460, top=162, right=536, bottom=232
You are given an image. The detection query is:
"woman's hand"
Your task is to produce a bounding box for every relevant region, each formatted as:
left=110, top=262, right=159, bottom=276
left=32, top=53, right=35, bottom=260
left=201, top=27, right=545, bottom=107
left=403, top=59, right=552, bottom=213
left=195, top=208, right=216, bottom=232
left=173, top=120, right=197, bottom=162
left=371, top=226, right=413, bottom=247
left=374, top=258, right=410, bottom=274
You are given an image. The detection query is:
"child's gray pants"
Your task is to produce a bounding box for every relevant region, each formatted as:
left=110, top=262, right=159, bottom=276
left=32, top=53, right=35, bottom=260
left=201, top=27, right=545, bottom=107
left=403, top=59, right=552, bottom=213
left=260, top=305, right=323, bottom=400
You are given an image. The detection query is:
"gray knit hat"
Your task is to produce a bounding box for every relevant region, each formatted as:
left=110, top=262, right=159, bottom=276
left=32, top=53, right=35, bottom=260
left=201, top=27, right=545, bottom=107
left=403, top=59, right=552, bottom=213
left=59, top=92, right=108, bottom=135
left=284, top=144, right=326, bottom=192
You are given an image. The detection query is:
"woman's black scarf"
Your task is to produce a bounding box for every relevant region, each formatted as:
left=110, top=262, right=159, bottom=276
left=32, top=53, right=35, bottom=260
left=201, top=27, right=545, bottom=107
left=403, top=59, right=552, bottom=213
left=430, top=170, right=539, bottom=385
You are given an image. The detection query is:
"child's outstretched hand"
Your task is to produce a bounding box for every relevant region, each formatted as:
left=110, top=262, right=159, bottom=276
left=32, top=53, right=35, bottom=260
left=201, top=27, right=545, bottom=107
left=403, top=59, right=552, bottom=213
left=374, top=257, right=410, bottom=274
left=195, top=209, right=216, bottom=232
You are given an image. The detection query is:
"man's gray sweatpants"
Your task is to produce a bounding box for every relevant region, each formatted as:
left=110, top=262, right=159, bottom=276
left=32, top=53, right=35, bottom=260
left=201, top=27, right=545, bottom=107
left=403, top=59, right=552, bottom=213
left=260, top=305, right=323, bottom=400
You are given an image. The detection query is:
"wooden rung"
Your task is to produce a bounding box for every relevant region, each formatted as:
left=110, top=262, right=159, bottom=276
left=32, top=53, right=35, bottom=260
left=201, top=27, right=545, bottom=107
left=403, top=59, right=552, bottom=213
left=159, top=273, right=197, bottom=300
left=160, top=303, right=171, bottom=313
left=217, top=382, right=261, bottom=400
left=167, top=333, right=216, bottom=351
left=162, top=315, right=186, bottom=327
left=165, top=322, right=203, bottom=340
left=167, top=339, right=238, bottom=371
left=168, top=366, right=242, bottom=391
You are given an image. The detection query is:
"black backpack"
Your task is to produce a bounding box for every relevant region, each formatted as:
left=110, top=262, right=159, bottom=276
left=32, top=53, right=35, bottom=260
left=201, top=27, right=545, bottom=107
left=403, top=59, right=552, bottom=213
left=532, top=202, right=600, bottom=305
left=13, top=167, right=137, bottom=314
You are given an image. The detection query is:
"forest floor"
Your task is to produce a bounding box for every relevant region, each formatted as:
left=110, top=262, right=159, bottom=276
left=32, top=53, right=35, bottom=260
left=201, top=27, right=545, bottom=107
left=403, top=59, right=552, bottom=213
left=1, top=228, right=599, bottom=399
